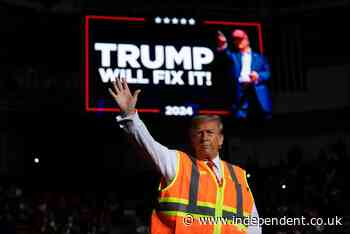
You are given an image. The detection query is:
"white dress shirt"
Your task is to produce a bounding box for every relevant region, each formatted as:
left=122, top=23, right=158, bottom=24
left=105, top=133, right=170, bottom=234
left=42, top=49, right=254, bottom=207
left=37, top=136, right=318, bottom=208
left=116, top=112, right=261, bottom=233
left=238, top=49, right=252, bottom=83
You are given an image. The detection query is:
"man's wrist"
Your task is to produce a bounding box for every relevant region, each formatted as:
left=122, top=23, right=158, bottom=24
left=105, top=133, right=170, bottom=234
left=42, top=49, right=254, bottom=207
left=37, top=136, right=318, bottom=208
left=217, top=44, right=228, bottom=51
left=116, top=109, right=138, bottom=125
left=121, top=108, right=136, bottom=117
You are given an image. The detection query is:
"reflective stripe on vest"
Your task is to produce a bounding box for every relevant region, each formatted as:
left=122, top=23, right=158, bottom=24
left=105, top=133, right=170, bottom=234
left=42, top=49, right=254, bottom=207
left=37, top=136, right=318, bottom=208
left=188, top=156, right=200, bottom=212
left=226, top=162, right=243, bottom=219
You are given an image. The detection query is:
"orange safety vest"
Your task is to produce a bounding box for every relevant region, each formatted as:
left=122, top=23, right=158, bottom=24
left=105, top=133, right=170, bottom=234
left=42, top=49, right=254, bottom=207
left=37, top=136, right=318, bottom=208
left=151, top=151, right=255, bottom=234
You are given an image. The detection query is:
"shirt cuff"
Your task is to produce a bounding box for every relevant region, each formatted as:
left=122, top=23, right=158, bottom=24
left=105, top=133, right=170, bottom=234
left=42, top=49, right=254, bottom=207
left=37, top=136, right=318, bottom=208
left=115, top=111, right=139, bottom=129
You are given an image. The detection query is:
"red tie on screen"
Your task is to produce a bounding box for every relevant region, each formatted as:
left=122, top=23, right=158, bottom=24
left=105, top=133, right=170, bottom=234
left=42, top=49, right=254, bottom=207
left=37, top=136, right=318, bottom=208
left=207, top=159, right=223, bottom=186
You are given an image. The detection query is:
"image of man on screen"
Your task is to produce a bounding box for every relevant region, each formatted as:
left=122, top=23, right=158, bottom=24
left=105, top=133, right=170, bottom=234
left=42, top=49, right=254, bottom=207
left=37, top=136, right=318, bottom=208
left=216, top=29, right=272, bottom=120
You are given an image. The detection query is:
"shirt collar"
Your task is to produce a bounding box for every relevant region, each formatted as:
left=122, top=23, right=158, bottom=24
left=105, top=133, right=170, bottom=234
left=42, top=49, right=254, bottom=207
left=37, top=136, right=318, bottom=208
left=206, top=154, right=220, bottom=169
left=241, top=48, right=252, bottom=55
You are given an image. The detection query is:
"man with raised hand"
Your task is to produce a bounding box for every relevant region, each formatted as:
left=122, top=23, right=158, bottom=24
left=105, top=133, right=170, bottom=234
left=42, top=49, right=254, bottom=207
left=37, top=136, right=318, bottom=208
left=109, top=78, right=261, bottom=233
left=217, top=29, right=272, bottom=120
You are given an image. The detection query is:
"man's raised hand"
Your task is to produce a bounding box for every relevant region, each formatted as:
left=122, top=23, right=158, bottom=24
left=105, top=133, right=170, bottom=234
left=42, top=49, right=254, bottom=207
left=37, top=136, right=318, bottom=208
left=216, top=30, right=228, bottom=50
left=108, top=78, right=141, bottom=115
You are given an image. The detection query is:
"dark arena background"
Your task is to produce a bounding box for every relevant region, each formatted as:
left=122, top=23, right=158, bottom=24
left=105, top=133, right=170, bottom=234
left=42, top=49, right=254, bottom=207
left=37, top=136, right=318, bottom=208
left=1, top=0, right=350, bottom=233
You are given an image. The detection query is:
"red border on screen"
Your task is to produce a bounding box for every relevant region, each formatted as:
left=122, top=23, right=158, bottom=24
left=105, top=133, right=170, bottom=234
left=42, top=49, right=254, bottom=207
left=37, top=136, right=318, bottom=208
left=84, top=16, right=264, bottom=116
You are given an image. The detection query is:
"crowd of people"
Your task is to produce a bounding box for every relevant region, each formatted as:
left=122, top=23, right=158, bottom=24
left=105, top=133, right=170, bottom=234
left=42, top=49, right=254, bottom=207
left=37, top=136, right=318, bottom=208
left=0, top=186, right=150, bottom=234
left=1, top=140, right=348, bottom=234
left=248, top=140, right=349, bottom=233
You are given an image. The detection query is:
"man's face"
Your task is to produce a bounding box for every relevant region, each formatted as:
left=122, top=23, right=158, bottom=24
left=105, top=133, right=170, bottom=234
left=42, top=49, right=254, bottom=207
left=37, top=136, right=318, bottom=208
left=233, top=36, right=250, bottom=51
left=190, top=120, right=224, bottom=160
